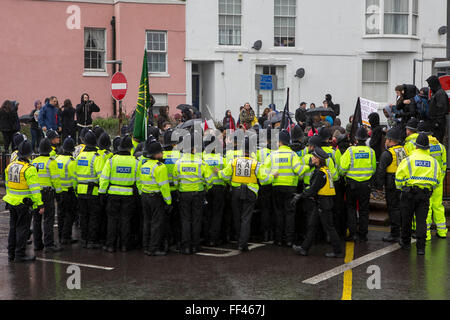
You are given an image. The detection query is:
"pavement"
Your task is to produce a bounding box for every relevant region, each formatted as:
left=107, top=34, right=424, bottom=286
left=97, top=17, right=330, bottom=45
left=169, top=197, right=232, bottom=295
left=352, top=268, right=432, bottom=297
left=0, top=201, right=449, bottom=300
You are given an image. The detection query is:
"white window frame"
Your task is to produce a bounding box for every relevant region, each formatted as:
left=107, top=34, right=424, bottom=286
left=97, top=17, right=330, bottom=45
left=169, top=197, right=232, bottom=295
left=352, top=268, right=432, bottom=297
left=365, top=0, right=418, bottom=37
left=84, top=28, right=106, bottom=72
left=274, top=0, right=296, bottom=47
left=362, top=59, right=390, bottom=103
left=146, top=30, right=168, bottom=74
left=218, top=0, right=242, bottom=46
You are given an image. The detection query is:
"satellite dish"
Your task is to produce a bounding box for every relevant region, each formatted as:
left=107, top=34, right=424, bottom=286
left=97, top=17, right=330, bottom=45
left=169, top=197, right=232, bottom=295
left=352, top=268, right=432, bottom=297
left=438, top=26, right=447, bottom=35
left=252, top=40, right=262, bottom=51
left=295, top=68, right=305, bottom=78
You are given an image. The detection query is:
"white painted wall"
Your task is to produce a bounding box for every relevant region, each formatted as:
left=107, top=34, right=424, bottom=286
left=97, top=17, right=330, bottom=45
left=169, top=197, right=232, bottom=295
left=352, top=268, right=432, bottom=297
left=186, top=0, right=447, bottom=125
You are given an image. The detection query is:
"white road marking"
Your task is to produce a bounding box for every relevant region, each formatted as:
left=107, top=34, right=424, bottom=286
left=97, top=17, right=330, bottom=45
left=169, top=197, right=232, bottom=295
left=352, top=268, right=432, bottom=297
left=302, top=240, right=417, bottom=285
left=0, top=252, right=114, bottom=271
left=197, top=242, right=267, bottom=257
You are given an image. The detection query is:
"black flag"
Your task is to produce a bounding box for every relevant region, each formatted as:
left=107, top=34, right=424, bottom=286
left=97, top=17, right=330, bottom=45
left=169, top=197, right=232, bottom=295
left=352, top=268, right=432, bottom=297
left=281, top=88, right=293, bottom=131
left=350, top=97, right=363, bottom=144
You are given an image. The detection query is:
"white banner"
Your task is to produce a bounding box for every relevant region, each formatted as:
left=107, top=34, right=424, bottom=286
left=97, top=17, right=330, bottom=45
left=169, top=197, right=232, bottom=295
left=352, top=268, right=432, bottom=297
left=359, top=97, right=379, bottom=127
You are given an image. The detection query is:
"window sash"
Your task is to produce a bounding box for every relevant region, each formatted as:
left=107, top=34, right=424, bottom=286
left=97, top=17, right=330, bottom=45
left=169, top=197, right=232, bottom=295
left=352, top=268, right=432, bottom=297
left=146, top=31, right=167, bottom=73
left=84, top=28, right=106, bottom=71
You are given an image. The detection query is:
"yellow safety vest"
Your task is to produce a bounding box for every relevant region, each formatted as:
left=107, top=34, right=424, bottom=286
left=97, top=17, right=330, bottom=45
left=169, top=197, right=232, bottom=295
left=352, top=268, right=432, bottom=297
left=231, top=157, right=258, bottom=184
left=317, top=167, right=336, bottom=196
left=386, top=145, right=407, bottom=173
left=7, top=161, right=31, bottom=191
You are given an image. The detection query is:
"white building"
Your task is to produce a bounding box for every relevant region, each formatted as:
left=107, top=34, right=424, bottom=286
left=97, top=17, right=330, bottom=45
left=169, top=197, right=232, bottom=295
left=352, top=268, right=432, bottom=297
left=185, top=0, right=448, bottom=125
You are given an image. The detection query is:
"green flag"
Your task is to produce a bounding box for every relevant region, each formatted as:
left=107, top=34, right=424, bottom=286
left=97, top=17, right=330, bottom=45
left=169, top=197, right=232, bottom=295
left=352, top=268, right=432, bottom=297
left=133, top=50, right=151, bottom=141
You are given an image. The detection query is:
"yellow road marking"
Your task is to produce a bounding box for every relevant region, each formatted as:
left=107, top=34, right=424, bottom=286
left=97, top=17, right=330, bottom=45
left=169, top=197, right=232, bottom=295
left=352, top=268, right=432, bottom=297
left=341, top=241, right=355, bottom=300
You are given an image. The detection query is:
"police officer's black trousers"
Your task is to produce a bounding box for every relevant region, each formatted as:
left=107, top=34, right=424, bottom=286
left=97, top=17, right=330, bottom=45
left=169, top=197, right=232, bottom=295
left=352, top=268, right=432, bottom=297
left=301, top=197, right=342, bottom=254
left=385, top=187, right=401, bottom=237
left=258, top=185, right=274, bottom=236
left=231, top=186, right=257, bottom=248
left=272, top=186, right=297, bottom=244
left=131, top=194, right=142, bottom=248
left=78, top=197, right=101, bottom=244
left=346, top=180, right=371, bottom=239
left=400, top=189, right=431, bottom=250
left=165, top=191, right=180, bottom=247
left=106, top=195, right=135, bottom=249
left=141, top=193, right=166, bottom=253
left=58, top=190, right=77, bottom=242
left=8, top=204, right=32, bottom=259
left=33, top=189, right=56, bottom=248
left=207, top=185, right=226, bottom=243
left=179, top=191, right=203, bottom=250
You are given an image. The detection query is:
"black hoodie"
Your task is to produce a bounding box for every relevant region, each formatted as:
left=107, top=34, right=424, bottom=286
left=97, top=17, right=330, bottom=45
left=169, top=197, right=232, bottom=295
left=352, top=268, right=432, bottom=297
left=368, top=112, right=384, bottom=161
left=75, top=93, right=100, bottom=126
left=426, top=76, right=448, bottom=119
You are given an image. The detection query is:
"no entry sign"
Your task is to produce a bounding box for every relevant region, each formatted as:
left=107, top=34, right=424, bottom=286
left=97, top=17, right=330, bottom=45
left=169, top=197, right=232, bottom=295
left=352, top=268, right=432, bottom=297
left=111, top=72, right=128, bottom=101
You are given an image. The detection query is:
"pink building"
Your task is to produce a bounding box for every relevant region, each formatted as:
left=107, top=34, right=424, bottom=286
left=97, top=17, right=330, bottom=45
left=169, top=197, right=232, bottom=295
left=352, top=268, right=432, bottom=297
left=0, top=0, right=186, bottom=118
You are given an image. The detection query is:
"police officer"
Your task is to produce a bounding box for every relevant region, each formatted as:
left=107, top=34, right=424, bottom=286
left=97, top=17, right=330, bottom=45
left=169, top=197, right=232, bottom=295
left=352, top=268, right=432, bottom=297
left=99, top=135, right=138, bottom=253
left=173, top=134, right=213, bottom=254
left=417, top=121, right=447, bottom=239
left=218, top=137, right=273, bottom=251
left=203, top=134, right=226, bottom=246
left=31, top=138, right=62, bottom=253
left=97, top=132, right=113, bottom=244
left=112, top=136, right=122, bottom=154
left=4, top=141, right=43, bottom=262
left=97, top=132, right=113, bottom=162
left=74, top=127, right=89, bottom=158
left=55, top=137, right=78, bottom=245
left=138, top=139, right=172, bottom=256
left=395, top=133, right=440, bottom=255
left=75, top=130, right=104, bottom=249
left=162, top=129, right=182, bottom=249
left=291, top=148, right=344, bottom=258
left=404, top=118, right=419, bottom=155
left=340, top=127, right=376, bottom=242
left=10, top=133, right=25, bottom=162
left=263, top=130, right=309, bottom=247
left=376, top=127, right=407, bottom=242
left=257, top=129, right=274, bottom=242
left=47, top=130, right=60, bottom=158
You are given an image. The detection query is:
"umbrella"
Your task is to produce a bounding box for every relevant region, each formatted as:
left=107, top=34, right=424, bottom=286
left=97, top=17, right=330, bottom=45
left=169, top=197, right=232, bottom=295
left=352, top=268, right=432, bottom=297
left=306, top=107, right=336, bottom=119
left=270, top=112, right=294, bottom=124
left=19, top=114, right=33, bottom=123
left=176, top=104, right=197, bottom=112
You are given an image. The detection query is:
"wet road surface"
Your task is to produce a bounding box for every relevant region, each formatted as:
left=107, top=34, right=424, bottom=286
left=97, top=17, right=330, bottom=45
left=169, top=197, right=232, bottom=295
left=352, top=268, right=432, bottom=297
left=0, top=207, right=449, bottom=300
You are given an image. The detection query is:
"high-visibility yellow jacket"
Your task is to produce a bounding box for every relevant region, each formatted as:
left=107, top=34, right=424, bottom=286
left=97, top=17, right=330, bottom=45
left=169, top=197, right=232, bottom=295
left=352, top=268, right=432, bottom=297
left=225, top=149, right=243, bottom=164
left=99, top=154, right=139, bottom=196
left=73, top=144, right=86, bottom=159
left=340, top=145, right=376, bottom=182
left=322, top=145, right=342, bottom=178
left=173, top=153, right=213, bottom=192
left=31, top=155, right=61, bottom=193
left=262, top=145, right=309, bottom=187
left=137, top=159, right=172, bottom=205
left=4, top=159, right=43, bottom=209
left=163, top=150, right=182, bottom=192
left=50, top=146, right=57, bottom=158
left=395, top=148, right=441, bottom=191
left=55, top=154, right=77, bottom=192
left=256, top=147, right=272, bottom=186
left=203, top=152, right=226, bottom=187
left=427, top=135, right=447, bottom=179
left=218, top=156, right=273, bottom=195
left=74, top=150, right=104, bottom=196
left=404, top=133, right=419, bottom=155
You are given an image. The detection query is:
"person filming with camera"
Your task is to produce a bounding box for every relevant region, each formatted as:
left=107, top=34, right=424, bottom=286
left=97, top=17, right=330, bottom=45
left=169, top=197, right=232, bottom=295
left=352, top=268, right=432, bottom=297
left=76, top=93, right=100, bottom=138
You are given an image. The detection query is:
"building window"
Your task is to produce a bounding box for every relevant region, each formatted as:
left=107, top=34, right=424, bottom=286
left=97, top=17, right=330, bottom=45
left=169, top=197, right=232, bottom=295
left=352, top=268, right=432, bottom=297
left=362, top=60, right=389, bottom=102
left=84, top=28, right=106, bottom=71
left=151, top=94, right=169, bottom=116
left=274, top=0, right=296, bottom=47
left=146, top=31, right=167, bottom=73
left=365, top=0, right=418, bottom=36
left=256, top=65, right=286, bottom=109
left=219, top=0, right=242, bottom=45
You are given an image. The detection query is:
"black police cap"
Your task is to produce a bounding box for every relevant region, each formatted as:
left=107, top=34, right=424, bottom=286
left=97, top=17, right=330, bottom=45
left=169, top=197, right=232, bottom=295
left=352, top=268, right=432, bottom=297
left=63, top=136, right=75, bottom=153
left=415, top=133, right=429, bottom=149
left=84, top=130, right=97, bottom=147
left=311, top=147, right=329, bottom=161
left=119, top=135, right=133, bottom=152
left=18, top=141, right=33, bottom=158
left=39, top=138, right=52, bottom=155
left=406, top=118, right=419, bottom=131
left=98, top=132, right=111, bottom=150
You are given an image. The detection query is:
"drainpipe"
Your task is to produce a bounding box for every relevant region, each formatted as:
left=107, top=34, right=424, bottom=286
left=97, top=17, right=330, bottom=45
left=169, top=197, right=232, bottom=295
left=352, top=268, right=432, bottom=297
left=111, top=16, right=117, bottom=117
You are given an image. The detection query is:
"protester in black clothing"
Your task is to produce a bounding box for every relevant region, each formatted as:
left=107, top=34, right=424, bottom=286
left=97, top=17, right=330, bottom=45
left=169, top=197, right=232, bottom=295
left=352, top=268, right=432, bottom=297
left=61, top=99, right=77, bottom=142
left=76, top=93, right=100, bottom=134
left=291, top=148, right=343, bottom=258
left=0, top=100, right=20, bottom=153
left=295, top=102, right=308, bottom=130
left=396, top=84, right=418, bottom=127
left=223, top=110, right=236, bottom=129
left=426, top=75, right=449, bottom=143
left=368, top=112, right=384, bottom=161
left=30, top=100, right=43, bottom=153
